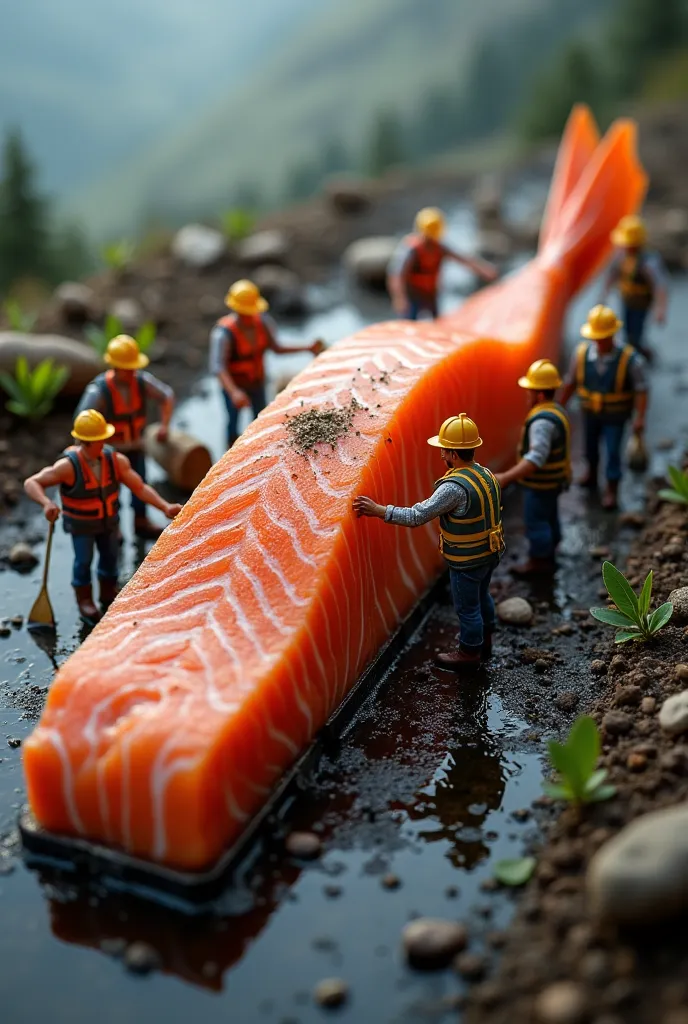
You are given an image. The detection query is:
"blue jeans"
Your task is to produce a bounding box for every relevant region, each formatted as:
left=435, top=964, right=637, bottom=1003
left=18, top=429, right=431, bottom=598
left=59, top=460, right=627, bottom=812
left=127, top=449, right=147, bottom=518
left=622, top=304, right=649, bottom=351
left=449, top=557, right=498, bottom=651
left=584, top=416, right=626, bottom=483
left=405, top=294, right=438, bottom=320
left=223, top=384, right=267, bottom=447
left=71, top=532, right=119, bottom=588
left=523, top=488, right=561, bottom=559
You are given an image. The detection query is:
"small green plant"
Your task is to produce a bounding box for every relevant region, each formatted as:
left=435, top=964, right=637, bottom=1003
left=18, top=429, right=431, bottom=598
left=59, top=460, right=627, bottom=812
left=590, top=560, right=673, bottom=644
left=100, top=239, right=136, bottom=271
left=219, top=207, right=256, bottom=242
left=84, top=315, right=156, bottom=357
left=3, top=298, right=37, bottom=333
left=543, top=716, right=616, bottom=805
left=658, top=465, right=688, bottom=506
left=0, top=356, right=69, bottom=419
left=493, top=857, right=536, bottom=887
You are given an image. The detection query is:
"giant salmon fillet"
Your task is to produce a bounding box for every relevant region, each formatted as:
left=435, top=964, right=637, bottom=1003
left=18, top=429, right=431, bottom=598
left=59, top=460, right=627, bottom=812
left=23, top=108, right=647, bottom=870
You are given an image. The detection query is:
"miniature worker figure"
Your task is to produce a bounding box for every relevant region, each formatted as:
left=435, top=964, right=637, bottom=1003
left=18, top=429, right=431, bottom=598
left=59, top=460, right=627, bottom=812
left=495, top=360, right=570, bottom=577
left=24, top=410, right=182, bottom=625
left=209, top=279, right=324, bottom=448
left=602, top=214, right=668, bottom=360
left=559, top=306, right=648, bottom=511
left=75, top=335, right=174, bottom=540
left=387, top=207, right=498, bottom=320
left=354, top=414, right=504, bottom=672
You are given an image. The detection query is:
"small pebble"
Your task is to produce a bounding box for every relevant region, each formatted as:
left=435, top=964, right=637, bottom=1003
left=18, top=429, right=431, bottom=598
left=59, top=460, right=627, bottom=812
left=641, top=696, right=657, bottom=715
left=0, top=627, right=11, bottom=638
left=551, top=623, right=575, bottom=636
left=381, top=873, right=401, bottom=890
left=535, top=981, right=588, bottom=1023
left=659, top=691, right=688, bottom=736
left=614, top=684, right=642, bottom=707
left=10, top=615, right=22, bottom=628
left=313, top=978, right=348, bottom=1009
left=486, top=930, right=508, bottom=948
left=402, top=918, right=467, bottom=969
left=8, top=542, right=38, bottom=569
left=497, top=597, right=533, bottom=626
left=590, top=660, right=607, bottom=675
left=675, top=664, right=688, bottom=682
left=123, top=941, right=161, bottom=975
left=602, top=711, right=633, bottom=736
left=99, top=937, right=127, bottom=957
left=7, top=738, right=21, bottom=749
left=480, top=876, right=499, bottom=892
left=626, top=752, right=647, bottom=772
left=445, top=885, right=459, bottom=899
left=535, top=659, right=549, bottom=673
left=556, top=691, right=579, bottom=712
left=324, top=884, right=342, bottom=898
left=285, top=831, right=322, bottom=859
left=453, top=952, right=487, bottom=981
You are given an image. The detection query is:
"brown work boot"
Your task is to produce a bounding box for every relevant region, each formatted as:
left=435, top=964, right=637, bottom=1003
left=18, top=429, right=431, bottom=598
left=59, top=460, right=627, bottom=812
left=134, top=516, right=164, bottom=540
left=435, top=645, right=482, bottom=672
left=74, top=585, right=101, bottom=625
left=99, top=578, right=120, bottom=610
left=601, top=481, right=620, bottom=511
left=511, top=557, right=556, bottom=577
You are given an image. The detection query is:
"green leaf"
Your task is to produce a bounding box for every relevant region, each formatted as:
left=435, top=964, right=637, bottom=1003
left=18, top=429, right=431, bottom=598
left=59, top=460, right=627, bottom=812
left=667, top=465, right=688, bottom=500
left=583, top=768, right=608, bottom=793
left=31, top=359, right=53, bottom=397
left=657, top=488, right=688, bottom=505
left=638, top=570, right=653, bottom=620
left=494, top=857, right=536, bottom=886
left=105, top=314, right=122, bottom=341
left=649, top=602, right=673, bottom=635
left=136, top=321, right=156, bottom=353
left=547, top=739, right=585, bottom=800
left=15, top=356, right=30, bottom=392
left=0, top=372, right=23, bottom=402
left=542, top=780, right=574, bottom=801
left=6, top=399, right=30, bottom=417
left=602, top=561, right=640, bottom=624
left=584, top=783, right=617, bottom=803
left=614, top=630, right=645, bottom=644
left=590, top=607, right=636, bottom=628
left=567, top=716, right=600, bottom=782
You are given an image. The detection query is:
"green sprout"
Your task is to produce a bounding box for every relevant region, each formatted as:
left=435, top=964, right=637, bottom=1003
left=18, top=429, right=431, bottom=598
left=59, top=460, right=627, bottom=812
left=543, top=716, right=616, bottom=806
left=0, top=356, right=70, bottom=419
left=3, top=298, right=37, bottom=333
left=219, top=207, right=256, bottom=242
left=493, top=857, right=536, bottom=886
left=590, top=560, right=673, bottom=644
left=84, top=315, right=156, bottom=357
left=658, top=465, right=688, bottom=506
left=100, top=239, right=136, bottom=271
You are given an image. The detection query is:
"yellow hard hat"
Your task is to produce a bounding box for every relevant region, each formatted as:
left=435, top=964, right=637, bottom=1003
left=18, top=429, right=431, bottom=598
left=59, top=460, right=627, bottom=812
left=581, top=304, right=623, bottom=340
left=415, top=207, right=445, bottom=241
left=428, top=413, right=483, bottom=449
left=71, top=409, right=116, bottom=443
left=518, top=359, right=563, bottom=391
left=104, top=334, right=149, bottom=370
left=611, top=214, right=647, bottom=248
left=225, top=279, right=269, bottom=316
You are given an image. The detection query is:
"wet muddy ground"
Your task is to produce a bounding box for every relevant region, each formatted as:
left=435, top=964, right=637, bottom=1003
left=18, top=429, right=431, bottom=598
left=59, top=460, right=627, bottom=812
left=1, top=205, right=688, bottom=1022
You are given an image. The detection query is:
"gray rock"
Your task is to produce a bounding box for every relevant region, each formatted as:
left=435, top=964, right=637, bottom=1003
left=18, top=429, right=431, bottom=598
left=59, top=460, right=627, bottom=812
left=123, top=941, right=161, bottom=975
left=602, top=710, right=632, bottom=736
left=343, top=236, right=398, bottom=290
left=587, top=803, right=688, bottom=924
left=285, top=831, right=322, bottom=859
left=237, top=229, right=289, bottom=267
left=0, top=332, right=101, bottom=396
left=324, top=176, right=372, bottom=215
left=535, top=982, right=588, bottom=1023
left=669, top=588, right=688, bottom=624
left=659, top=690, right=688, bottom=735
left=9, top=543, right=37, bottom=569
left=54, top=281, right=99, bottom=322
left=497, top=597, right=534, bottom=626
left=402, top=918, right=467, bottom=969
left=591, top=659, right=607, bottom=675
left=172, top=224, right=226, bottom=268
left=109, top=298, right=143, bottom=331
left=313, top=978, right=348, bottom=1008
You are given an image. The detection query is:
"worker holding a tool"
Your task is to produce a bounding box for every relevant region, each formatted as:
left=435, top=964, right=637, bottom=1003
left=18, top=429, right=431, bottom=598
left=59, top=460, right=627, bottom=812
left=387, top=207, right=498, bottom=320
left=75, top=335, right=175, bottom=540
left=495, top=360, right=570, bottom=578
left=209, top=279, right=325, bottom=448
left=24, top=410, right=182, bottom=625
left=354, top=413, right=504, bottom=672
left=558, top=305, right=648, bottom=511
left=601, top=214, right=668, bottom=360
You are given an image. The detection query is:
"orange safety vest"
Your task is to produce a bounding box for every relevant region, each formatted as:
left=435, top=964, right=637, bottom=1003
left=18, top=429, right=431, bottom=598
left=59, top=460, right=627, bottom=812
left=618, top=251, right=654, bottom=310
left=95, top=370, right=147, bottom=445
left=403, top=235, right=445, bottom=296
left=218, top=313, right=270, bottom=388
left=61, top=445, right=121, bottom=535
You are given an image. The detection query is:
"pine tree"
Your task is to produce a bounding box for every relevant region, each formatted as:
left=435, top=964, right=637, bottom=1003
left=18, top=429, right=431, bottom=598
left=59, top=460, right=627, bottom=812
left=611, top=0, right=688, bottom=92
left=0, top=128, right=51, bottom=292
left=366, top=110, right=405, bottom=177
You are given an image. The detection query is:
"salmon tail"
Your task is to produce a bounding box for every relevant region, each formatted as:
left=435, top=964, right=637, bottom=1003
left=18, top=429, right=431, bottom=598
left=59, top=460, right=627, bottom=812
left=538, top=111, right=648, bottom=296
left=539, top=104, right=601, bottom=252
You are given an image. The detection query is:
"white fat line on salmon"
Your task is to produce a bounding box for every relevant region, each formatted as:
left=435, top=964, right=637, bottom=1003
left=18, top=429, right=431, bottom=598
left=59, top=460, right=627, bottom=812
left=246, top=522, right=311, bottom=606
left=43, top=728, right=85, bottom=835
left=151, top=695, right=201, bottom=860
left=221, top=574, right=271, bottom=661
left=337, top=524, right=367, bottom=694
left=397, top=440, right=428, bottom=584
left=364, top=449, right=415, bottom=620
left=223, top=781, right=251, bottom=825
left=83, top=601, right=217, bottom=662
left=305, top=456, right=352, bottom=500
left=359, top=519, right=389, bottom=640
left=235, top=554, right=290, bottom=637
left=278, top=464, right=338, bottom=539
left=263, top=501, right=319, bottom=569
left=111, top=574, right=229, bottom=620
left=122, top=542, right=246, bottom=607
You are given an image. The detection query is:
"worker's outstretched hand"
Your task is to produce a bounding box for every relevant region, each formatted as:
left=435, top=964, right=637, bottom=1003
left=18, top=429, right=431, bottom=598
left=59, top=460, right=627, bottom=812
left=353, top=496, right=385, bottom=519
left=165, top=502, right=183, bottom=519
left=311, top=339, right=326, bottom=355
left=480, top=261, right=499, bottom=282
left=230, top=388, right=251, bottom=410
left=156, top=425, right=169, bottom=443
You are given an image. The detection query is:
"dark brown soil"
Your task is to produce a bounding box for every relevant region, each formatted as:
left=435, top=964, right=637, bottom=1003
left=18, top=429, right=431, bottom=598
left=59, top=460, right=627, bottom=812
left=465, top=492, right=688, bottom=1024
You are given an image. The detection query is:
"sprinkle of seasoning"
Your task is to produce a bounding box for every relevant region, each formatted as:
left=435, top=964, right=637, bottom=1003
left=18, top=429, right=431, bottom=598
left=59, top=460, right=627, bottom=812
left=285, top=398, right=361, bottom=454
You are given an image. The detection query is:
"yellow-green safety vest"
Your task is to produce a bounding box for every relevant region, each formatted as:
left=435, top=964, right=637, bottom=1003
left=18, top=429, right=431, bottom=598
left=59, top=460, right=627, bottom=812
left=575, top=342, right=635, bottom=421
left=434, top=463, right=505, bottom=569
left=518, top=402, right=571, bottom=492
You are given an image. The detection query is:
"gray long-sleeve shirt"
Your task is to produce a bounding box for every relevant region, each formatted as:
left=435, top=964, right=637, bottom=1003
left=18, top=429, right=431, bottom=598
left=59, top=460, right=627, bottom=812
left=523, top=417, right=556, bottom=469
left=384, top=479, right=468, bottom=527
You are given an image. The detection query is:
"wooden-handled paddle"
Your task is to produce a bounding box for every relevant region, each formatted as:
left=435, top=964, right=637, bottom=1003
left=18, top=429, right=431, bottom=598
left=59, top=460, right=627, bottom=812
left=27, top=519, right=56, bottom=631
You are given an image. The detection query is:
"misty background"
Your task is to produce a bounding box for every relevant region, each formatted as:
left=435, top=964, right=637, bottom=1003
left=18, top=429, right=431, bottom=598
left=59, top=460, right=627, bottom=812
left=1, top=0, right=686, bottom=288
